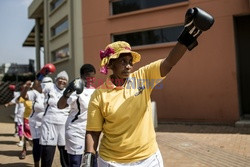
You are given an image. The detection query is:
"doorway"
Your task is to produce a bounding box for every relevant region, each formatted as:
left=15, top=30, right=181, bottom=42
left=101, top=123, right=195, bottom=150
left=234, top=15, right=250, bottom=118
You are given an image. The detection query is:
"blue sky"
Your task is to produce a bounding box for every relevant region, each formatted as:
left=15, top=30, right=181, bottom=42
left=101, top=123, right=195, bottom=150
left=0, top=0, right=37, bottom=66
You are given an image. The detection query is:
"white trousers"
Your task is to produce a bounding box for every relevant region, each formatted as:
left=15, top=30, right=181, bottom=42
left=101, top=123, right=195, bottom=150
left=65, top=123, right=86, bottom=155
left=40, top=121, right=66, bottom=146
left=98, top=150, right=164, bottom=167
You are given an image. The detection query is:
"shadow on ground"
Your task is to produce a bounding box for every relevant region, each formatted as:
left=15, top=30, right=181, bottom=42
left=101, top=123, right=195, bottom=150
left=0, top=140, right=18, bottom=145
left=0, top=150, right=32, bottom=157
left=0, top=105, right=15, bottom=123
left=0, top=162, right=33, bottom=167
left=156, top=123, right=250, bottom=134
left=0, top=133, right=15, bottom=137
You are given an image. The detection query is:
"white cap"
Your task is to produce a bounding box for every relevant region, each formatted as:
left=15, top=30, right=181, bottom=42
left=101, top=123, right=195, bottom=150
left=55, top=71, right=69, bottom=81
left=42, top=77, right=53, bottom=83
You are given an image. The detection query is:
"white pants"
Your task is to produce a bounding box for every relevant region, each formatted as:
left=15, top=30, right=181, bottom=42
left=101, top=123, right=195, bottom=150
left=65, top=123, right=86, bottom=155
left=98, top=150, right=164, bottom=167
left=40, top=121, right=66, bottom=146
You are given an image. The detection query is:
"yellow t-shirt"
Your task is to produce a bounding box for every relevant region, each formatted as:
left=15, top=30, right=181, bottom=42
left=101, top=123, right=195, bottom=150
left=19, top=97, right=33, bottom=119
left=87, top=59, right=165, bottom=163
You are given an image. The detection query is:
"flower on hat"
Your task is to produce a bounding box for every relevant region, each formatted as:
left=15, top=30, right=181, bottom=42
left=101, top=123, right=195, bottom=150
left=99, top=41, right=141, bottom=75
left=100, top=47, right=115, bottom=60
left=100, top=66, right=108, bottom=74
left=99, top=47, right=115, bottom=75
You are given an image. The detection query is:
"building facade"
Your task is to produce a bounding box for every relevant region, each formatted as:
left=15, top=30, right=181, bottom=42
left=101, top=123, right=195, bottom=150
left=24, top=0, right=84, bottom=80
left=25, top=0, right=250, bottom=124
left=82, top=0, right=250, bottom=124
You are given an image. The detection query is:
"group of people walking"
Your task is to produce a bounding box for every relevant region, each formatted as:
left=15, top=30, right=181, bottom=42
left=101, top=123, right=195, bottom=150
left=6, top=64, right=96, bottom=167
left=4, top=7, right=214, bottom=167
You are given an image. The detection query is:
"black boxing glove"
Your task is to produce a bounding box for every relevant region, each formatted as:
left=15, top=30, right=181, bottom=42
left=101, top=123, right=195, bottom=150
left=178, top=7, right=214, bottom=50
left=63, top=78, right=84, bottom=98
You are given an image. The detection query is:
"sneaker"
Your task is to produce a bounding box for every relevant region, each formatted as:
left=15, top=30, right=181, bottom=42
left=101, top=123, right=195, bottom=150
left=16, top=141, right=24, bottom=147
left=19, top=150, right=26, bottom=160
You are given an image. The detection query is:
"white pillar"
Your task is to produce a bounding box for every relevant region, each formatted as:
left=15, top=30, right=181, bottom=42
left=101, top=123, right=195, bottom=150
left=35, top=18, right=41, bottom=71
left=151, top=101, right=158, bottom=129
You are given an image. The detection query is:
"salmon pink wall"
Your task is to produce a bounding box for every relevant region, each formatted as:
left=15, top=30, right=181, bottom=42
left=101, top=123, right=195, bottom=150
left=82, top=0, right=250, bottom=124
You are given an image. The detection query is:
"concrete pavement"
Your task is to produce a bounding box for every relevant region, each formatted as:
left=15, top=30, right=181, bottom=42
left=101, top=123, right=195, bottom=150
left=157, top=124, right=250, bottom=167
left=1, top=104, right=250, bottom=166
left=0, top=105, right=60, bottom=167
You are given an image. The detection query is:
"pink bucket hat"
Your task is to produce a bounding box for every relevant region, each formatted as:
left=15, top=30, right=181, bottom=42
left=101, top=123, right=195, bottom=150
left=100, top=41, right=141, bottom=74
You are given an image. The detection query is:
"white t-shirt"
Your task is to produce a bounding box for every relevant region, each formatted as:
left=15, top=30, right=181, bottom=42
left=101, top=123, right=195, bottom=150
left=27, top=89, right=45, bottom=127
left=66, top=87, right=95, bottom=130
left=10, top=91, right=25, bottom=118
left=11, top=91, right=20, bottom=114
left=42, top=82, right=70, bottom=124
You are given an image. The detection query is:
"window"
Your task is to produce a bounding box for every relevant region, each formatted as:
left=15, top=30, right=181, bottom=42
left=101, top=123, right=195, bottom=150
left=50, top=0, right=64, bottom=11
left=52, top=45, right=69, bottom=62
left=111, top=0, right=188, bottom=15
left=113, top=26, right=183, bottom=47
left=51, top=18, right=68, bottom=37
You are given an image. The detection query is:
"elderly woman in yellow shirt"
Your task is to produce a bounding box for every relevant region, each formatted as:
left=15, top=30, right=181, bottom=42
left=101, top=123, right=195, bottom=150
left=83, top=7, right=214, bottom=167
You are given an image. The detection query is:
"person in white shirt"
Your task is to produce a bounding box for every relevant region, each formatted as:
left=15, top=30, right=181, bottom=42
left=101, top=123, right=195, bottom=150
left=58, top=64, right=96, bottom=167
left=5, top=87, right=25, bottom=147
left=20, top=77, right=53, bottom=167
left=5, top=85, right=18, bottom=137
left=39, top=71, right=70, bottom=167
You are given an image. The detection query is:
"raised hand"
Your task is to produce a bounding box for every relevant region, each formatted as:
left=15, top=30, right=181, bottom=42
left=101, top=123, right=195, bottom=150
left=63, top=78, right=84, bottom=98
left=178, top=7, right=214, bottom=50
left=36, top=63, right=56, bottom=81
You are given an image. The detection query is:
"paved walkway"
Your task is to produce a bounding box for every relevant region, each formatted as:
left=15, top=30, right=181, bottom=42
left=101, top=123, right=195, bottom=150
left=1, top=104, right=250, bottom=166
left=157, top=124, right=250, bottom=167
left=0, top=105, right=60, bottom=167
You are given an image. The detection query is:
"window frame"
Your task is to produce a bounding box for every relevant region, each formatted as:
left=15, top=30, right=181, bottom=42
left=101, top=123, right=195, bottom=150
left=51, top=45, right=70, bottom=63
left=50, top=0, right=65, bottom=12
left=50, top=17, right=69, bottom=38
left=110, top=0, right=189, bottom=15
left=112, top=25, right=184, bottom=47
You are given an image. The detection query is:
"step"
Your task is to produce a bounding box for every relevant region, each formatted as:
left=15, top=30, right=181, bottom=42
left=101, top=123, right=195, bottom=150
left=235, top=120, right=250, bottom=127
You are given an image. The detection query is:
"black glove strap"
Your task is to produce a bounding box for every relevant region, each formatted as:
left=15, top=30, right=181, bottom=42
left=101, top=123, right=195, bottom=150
left=178, top=29, right=198, bottom=51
